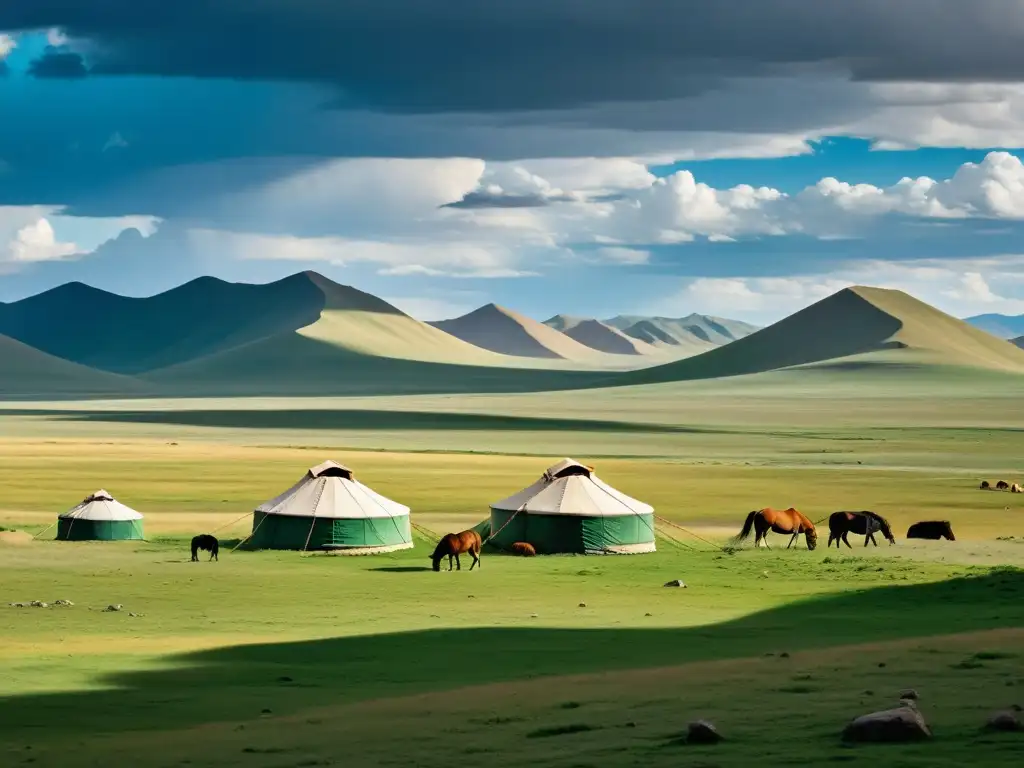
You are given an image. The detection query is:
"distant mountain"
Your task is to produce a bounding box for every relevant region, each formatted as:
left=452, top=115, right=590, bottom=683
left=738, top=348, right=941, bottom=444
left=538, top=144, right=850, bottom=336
left=543, top=314, right=588, bottom=333
left=965, top=313, right=1024, bottom=339
left=1013, top=336, right=1024, bottom=349
left=604, top=313, right=760, bottom=346
left=431, top=304, right=608, bottom=360
left=0, top=333, right=143, bottom=397
left=618, top=286, right=1024, bottom=385
left=0, top=273, right=327, bottom=374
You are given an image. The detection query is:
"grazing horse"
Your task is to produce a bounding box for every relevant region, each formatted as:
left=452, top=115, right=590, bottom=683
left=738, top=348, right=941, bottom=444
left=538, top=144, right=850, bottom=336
left=510, top=541, right=537, bottom=557
left=996, top=480, right=1010, bottom=490
left=430, top=529, right=482, bottom=571
left=828, top=511, right=895, bottom=548
left=734, top=508, right=818, bottom=550
left=906, top=521, right=955, bottom=541
left=190, top=534, right=219, bottom=561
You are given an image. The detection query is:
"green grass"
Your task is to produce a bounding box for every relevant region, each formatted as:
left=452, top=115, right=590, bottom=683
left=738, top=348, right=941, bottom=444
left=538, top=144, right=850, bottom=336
left=2, top=370, right=1024, bottom=767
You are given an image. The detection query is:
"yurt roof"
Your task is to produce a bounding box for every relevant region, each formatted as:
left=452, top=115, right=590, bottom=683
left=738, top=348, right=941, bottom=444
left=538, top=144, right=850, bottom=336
left=491, top=459, right=653, bottom=517
left=59, top=490, right=144, bottom=521
left=257, top=461, right=410, bottom=519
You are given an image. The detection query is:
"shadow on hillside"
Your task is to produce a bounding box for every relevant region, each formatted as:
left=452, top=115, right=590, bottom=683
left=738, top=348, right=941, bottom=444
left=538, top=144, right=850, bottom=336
left=1, top=408, right=715, bottom=434
left=0, top=568, right=1020, bottom=739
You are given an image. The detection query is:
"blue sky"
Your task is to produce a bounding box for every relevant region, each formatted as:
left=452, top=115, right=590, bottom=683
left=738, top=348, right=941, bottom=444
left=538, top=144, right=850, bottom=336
left=5, top=4, right=1024, bottom=325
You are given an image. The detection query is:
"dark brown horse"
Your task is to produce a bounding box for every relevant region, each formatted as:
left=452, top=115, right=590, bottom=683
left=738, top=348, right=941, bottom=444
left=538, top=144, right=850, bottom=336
left=431, top=529, right=482, bottom=571
left=734, top=508, right=818, bottom=550
left=191, top=534, right=219, bottom=561
left=827, top=511, right=895, bottom=548
left=510, top=541, right=537, bottom=556
left=906, top=520, right=955, bottom=540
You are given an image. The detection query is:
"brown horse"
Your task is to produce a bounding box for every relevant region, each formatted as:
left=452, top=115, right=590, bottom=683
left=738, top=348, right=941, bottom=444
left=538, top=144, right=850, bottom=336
left=510, top=541, right=537, bottom=557
left=430, top=529, right=482, bottom=571
left=734, top=508, right=818, bottom=550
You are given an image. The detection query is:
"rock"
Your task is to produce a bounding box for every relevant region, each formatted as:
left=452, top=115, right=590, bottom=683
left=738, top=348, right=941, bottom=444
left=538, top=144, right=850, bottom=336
left=898, top=688, right=919, bottom=701
left=984, top=709, right=1022, bottom=732
left=686, top=720, right=723, bottom=744
left=578, top=602, right=587, bottom=608
left=53, top=599, right=74, bottom=607
left=30, top=601, right=48, bottom=608
left=663, top=579, right=687, bottom=588
left=529, top=613, right=539, bottom=618
left=9, top=602, right=27, bottom=608
left=104, top=604, right=123, bottom=612
left=842, top=705, right=932, bottom=743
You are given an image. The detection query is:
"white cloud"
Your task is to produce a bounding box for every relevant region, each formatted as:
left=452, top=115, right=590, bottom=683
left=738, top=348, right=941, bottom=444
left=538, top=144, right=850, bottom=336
left=46, top=28, right=69, bottom=47
left=591, top=247, right=650, bottom=265
left=649, top=260, right=1024, bottom=325
left=0, top=33, right=15, bottom=60
left=8, top=218, right=78, bottom=262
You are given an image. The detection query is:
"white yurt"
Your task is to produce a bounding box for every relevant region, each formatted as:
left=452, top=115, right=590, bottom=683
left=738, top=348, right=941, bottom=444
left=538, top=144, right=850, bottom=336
left=56, top=490, right=145, bottom=541
left=249, top=460, right=413, bottom=552
left=489, top=458, right=656, bottom=554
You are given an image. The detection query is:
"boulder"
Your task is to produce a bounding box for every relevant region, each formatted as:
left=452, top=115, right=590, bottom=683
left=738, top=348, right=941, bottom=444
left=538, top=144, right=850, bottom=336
left=663, top=579, right=687, bottom=588
left=842, top=705, right=931, bottom=743
left=104, top=604, right=123, bottom=612
left=686, top=720, right=722, bottom=744
left=898, top=688, right=919, bottom=701
left=984, top=708, right=1022, bottom=733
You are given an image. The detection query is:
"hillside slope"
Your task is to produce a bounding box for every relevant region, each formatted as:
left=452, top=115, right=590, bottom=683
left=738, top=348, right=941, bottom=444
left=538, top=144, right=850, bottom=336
left=563, top=319, right=656, bottom=355
left=1013, top=336, right=1023, bottom=350
left=430, top=304, right=610, bottom=360
left=617, top=286, right=1024, bottom=385
left=0, top=333, right=142, bottom=397
left=607, top=313, right=759, bottom=346
left=0, top=273, right=327, bottom=373
left=146, top=281, right=608, bottom=395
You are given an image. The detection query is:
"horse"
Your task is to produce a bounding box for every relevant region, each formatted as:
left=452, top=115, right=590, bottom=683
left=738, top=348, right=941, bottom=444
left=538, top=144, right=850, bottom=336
left=906, top=521, right=955, bottom=541
left=1012, top=484, right=1023, bottom=494
left=827, top=511, right=895, bottom=548
left=191, top=534, right=219, bottom=561
left=510, top=541, right=537, bottom=557
left=734, top=508, right=818, bottom=550
left=996, top=480, right=1010, bottom=490
left=430, top=529, right=482, bottom=571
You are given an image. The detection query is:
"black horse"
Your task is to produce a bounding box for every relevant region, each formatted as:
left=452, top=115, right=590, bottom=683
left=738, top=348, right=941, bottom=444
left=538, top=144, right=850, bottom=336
left=191, top=534, right=219, bottom=561
left=906, top=521, right=955, bottom=541
left=827, top=511, right=896, bottom=548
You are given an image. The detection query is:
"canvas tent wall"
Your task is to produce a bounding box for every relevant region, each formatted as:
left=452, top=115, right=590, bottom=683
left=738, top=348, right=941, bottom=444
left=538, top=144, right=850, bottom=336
left=56, top=490, right=145, bottom=541
left=249, top=460, right=413, bottom=552
left=489, top=459, right=656, bottom=554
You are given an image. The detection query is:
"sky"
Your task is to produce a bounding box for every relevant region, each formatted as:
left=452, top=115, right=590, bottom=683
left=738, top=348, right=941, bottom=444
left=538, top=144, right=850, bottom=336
left=5, top=2, right=1024, bottom=325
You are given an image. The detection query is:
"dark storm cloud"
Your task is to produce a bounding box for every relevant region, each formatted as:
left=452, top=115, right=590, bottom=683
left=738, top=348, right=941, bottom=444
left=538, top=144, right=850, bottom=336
left=443, top=192, right=574, bottom=209
left=5, top=1, right=1024, bottom=113
left=28, top=51, right=88, bottom=78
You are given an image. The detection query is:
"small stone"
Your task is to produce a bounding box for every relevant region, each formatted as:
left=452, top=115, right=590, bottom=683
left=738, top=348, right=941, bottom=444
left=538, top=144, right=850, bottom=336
left=53, top=600, right=74, bottom=607
left=578, top=602, right=587, bottom=608
left=842, top=705, right=931, bottom=743
left=663, top=579, right=687, bottom=588
left=9, top=602, right=26, bottom=608
left=878, top=662, right=887, bottom=668
left=984, top=709, right=1023, bottom=732
left=104, top=604, right=123, bottom=612
left=530, top=613, right=539, bottom=618
left=686, top=720, right=723, bottom=745
left=780, top=652, right=790, bottom=659
left=898, top=689, right=919, bottom=701
left=644, top=612, right=653, bottom=617
left=277, top=676, right=293, bottom=683
left=30, top=601, right=48, bottom=608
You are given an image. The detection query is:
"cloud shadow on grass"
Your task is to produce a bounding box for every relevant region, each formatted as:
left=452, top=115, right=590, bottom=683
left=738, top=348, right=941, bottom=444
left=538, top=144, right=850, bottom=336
left=0, top=568, right=1020, bottom=740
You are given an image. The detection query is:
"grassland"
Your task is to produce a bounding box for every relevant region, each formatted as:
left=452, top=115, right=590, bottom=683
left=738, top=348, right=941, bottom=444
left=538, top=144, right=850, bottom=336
left=2, top=365, right=1024, bottom=767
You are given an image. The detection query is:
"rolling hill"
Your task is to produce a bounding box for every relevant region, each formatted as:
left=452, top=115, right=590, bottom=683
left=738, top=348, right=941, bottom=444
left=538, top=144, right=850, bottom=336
left=145, top=282, right=607, bottom=396
left=965, top=312, right=1024, bottom=339
left=616, top=285, right=1024, bottom=386
left=0, top=333, right=143, bottom=397
left=0, top=273, right=327, bottom=374
left=430, top=304, right=612, bottom=360
left=605, top=313, right=760, bottom=346
left=543, top=316, right=655, bottom=355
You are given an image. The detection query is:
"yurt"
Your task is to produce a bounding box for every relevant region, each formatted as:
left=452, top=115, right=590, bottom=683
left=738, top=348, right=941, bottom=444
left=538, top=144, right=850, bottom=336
left=249, top=460, right=413, bottom=552
left=489, top=459, right=656, bottom=554
left=56, top=490, right=145, bottom=541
